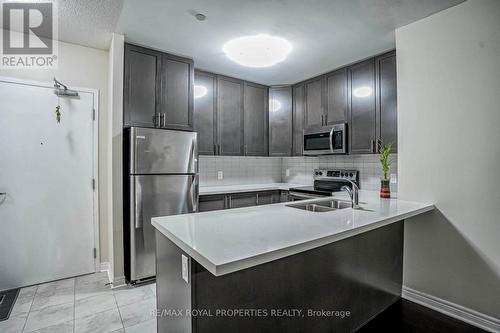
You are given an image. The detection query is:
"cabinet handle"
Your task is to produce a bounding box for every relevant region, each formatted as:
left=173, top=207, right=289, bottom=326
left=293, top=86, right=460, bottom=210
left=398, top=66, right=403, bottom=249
left=324, top=114, right=328, bottom=125
left=370, top=139, right=375, bottom=153
left=218, top=144, right=221, bottom=155
left=213, top=144, right=217, bottom=155
left=321, top=115, right=324, bottom=126
left=152, top=114, right=159, bottom=127
left=162, top=113, right=166, bottom=127
left=256, top=193, right=259, bottom=205
left=228, top=195, right=232, bottom=209
left=244, top=144, right=247, bottom=156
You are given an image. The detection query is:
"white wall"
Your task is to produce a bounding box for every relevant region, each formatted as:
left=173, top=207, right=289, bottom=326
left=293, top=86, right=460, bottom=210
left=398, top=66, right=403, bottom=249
left=0, top=40, right=111, bottom=263
left=107, top=33, right=125, bottom=285
left=396, top=0, right=500, bottom=320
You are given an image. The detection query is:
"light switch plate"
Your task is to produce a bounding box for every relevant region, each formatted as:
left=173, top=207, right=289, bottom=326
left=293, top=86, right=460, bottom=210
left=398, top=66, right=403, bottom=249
left=285, top=169, right=290, bottom=177
left=217, top=171, right=223, bottom=180
left=181, top=254, right=189, bottom=283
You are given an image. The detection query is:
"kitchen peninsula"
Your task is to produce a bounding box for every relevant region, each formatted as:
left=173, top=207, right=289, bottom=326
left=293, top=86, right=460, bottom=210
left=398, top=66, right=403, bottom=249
left=152, top=191, right=433, bottom=332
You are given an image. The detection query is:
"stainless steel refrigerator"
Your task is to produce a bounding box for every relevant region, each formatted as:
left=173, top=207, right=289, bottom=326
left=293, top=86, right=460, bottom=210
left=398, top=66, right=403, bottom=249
left=124, top=127, right=198, bottom=283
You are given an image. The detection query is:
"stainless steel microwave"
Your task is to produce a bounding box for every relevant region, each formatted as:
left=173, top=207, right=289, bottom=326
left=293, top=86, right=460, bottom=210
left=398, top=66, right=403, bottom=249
left=303, top=123, right=347, bottom=155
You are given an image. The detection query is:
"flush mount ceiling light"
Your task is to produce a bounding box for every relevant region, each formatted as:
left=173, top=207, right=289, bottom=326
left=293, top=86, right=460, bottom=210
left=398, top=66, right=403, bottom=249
left=194, top=85, right=207, bottom=98
left=222, top=34, right=292, bottom=68
left=353, top=86, right=373, bottom=98
left=270, top=99, right=282, bottom=112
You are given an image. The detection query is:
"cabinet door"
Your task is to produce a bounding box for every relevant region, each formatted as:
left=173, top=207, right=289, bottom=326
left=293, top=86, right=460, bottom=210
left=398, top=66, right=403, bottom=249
left=124, top=44, right=161, bottom=128
left=326, top=68, right=348, bottom=125
left=304, top=77, right=325, bottom=129
left=257, top=191, right=279, bottom=205
left=161, top=55, right=194, bottom=131
left=228, top=192, right=257, bottom=208
left=349, top=59, right=376, bottom=154
left=292, top=84, right=305, bottom=156
left=244, top=83, right=268, bottom=156
left=194, top=71, right=216, bottom=155
left=199, top=195, right=226, bottom=212
left=279, top=190, right=290, bottom=203
left=218, top=77, right=244, bottom=155
left=269, top=86, right=292, bottom=156
left=377, top=52, right=397, bottom=153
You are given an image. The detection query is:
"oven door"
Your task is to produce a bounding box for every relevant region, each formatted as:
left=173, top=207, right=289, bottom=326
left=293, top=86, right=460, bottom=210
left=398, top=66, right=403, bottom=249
left=330, top=123, right=347, bottom=154
left=303, top=124, right=347, bottom=155
left=288, top=191, right=325, bottom=201
left=303, top=130, right=333, bottom=155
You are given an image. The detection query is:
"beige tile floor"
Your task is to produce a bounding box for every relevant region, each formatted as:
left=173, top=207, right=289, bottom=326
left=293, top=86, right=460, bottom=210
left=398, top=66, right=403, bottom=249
left=0, top=272, right=157, bottom=333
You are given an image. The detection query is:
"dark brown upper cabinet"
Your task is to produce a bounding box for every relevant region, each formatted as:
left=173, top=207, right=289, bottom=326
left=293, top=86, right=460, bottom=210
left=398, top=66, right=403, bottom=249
left=124, top=43, right=193, bottom=131
left=269, top=86, right=293, bottom=156
left=292, top=84, right=305, bottom=156
left=194, top=70, right=216, bottom=155
left=349, top=58, right=377, bottom=154
left=244, top=82, right=268, bottom=156
left=376, top=51, right=397, bottom=153
left=217, top=76, right=244, bottom=156
left=304, top=76, right=325, bottom=129
left=194, top=72, right=269, bottom=156
left=160, top=55, right=194, bottom=131
left=325, top=68, right=348, bottom=125
left=124, top=44, right=161, bottom=128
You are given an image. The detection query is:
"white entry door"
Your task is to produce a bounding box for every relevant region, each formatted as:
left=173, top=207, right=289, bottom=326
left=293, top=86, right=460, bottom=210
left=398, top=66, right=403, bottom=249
left=0, top=78, right=97, bottom=290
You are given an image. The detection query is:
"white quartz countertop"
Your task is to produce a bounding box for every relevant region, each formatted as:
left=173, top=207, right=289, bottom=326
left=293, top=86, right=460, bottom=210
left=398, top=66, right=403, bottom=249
left=152, top=191, right=434, bottom=276
left=199, top=183, right=307, bottom=195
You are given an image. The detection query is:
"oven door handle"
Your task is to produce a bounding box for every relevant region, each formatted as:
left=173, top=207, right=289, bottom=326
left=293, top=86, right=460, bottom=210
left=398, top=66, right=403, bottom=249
left=288, top=191, right=325, bottom=200
left=329, top=127, right=335, bottom=152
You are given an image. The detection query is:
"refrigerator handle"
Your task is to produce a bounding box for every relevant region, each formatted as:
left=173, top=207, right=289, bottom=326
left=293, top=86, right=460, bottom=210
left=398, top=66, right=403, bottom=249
left=134, top=180, right=143, bottom=229
left=191, top=175, right=199, bottom=212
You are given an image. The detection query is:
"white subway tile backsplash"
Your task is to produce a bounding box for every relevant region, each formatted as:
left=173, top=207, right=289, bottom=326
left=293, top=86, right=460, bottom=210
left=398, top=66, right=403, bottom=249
left=199, top=154, right=398, bottom=192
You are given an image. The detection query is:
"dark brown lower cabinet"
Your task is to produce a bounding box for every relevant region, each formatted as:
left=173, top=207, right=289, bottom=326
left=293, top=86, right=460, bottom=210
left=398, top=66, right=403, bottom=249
left=198, top=190, right=287, bottom=212
left=198, top=195, right=226, bottom=212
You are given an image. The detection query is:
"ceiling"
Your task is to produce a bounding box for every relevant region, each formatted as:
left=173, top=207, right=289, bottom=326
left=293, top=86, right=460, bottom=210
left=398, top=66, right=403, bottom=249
left=57, top=0, right=464, bottom=85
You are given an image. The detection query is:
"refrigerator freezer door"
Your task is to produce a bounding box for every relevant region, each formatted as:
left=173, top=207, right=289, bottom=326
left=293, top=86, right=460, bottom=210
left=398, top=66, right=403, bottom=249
left=129, top=127, right=197, bottom=174
left=129, top=174, right=198, bottom=282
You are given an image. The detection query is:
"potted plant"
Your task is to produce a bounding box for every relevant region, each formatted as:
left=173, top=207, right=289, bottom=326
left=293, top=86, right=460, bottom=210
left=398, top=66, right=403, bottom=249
left=379, top=142, right=393, bottom=198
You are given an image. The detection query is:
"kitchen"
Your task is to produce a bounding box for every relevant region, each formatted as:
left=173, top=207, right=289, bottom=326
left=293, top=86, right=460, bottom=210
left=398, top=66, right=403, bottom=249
left=1, top=0, right=499, bottom=332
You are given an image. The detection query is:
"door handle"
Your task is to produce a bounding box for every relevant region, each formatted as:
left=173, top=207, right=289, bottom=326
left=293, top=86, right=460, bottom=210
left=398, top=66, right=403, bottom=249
left=191, top=175, right=199, bottom=212
left=133, top=181, right=143, bottom=229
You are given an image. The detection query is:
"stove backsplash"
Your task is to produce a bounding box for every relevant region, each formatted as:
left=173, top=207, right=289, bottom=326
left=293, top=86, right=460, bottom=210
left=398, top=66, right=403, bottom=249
left=199, top=154, right=398, bottom=192
left=282, top=155, right=398, bottom=192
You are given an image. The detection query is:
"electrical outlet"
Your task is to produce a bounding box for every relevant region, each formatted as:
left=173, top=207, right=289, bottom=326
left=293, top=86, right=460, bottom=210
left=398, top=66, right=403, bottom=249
left=285, top=169, right=290, bottom=177
left=390, top=173, right=397, bottom=184
left=217, top=171, right=223, bottom=180
left=181, top=255, right=189, bottom=283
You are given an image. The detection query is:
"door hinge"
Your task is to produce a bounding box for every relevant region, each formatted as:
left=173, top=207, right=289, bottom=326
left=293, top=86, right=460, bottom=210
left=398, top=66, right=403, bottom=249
left=92, top=178, right=96, bottom=190
left=93, top=248, right=97, bottom=259
left=92, top=109, right=96, bottom=121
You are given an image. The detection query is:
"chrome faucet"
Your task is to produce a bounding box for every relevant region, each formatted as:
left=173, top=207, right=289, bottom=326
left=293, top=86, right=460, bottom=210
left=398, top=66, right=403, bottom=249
left=340, top=180, right=360, bottom=209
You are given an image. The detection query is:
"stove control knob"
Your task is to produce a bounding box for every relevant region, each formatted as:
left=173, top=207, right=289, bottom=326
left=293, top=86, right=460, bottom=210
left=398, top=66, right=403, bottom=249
left=349, top=173, right=354, bottom=177
left=318, top=171, right=323, bottom=176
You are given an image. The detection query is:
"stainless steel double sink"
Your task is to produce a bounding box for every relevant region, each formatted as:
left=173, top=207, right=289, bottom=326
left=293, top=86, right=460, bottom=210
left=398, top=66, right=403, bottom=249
left=286, top=198, right=352, bottom=213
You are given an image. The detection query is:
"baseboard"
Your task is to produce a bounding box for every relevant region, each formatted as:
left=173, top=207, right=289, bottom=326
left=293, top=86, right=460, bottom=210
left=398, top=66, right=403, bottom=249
left=111, top=275, right=127, bottom=289
left=99, top=262, right=110, bottom=273
left=402, top=286, right=500, bottom=333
